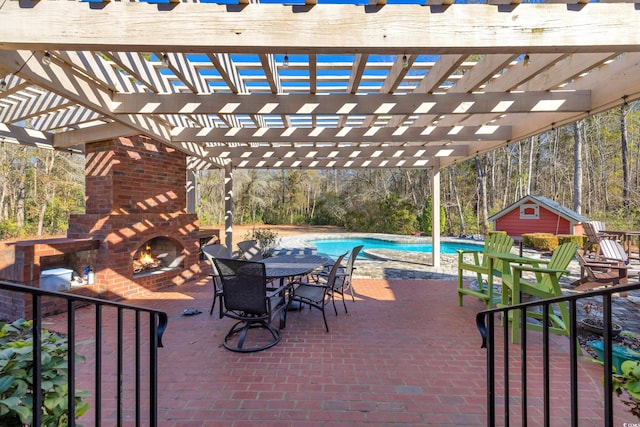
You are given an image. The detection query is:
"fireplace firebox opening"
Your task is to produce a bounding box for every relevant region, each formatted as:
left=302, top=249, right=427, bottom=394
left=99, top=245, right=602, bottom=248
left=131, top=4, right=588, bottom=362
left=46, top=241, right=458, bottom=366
left=132, top=236, right=185, bottom=277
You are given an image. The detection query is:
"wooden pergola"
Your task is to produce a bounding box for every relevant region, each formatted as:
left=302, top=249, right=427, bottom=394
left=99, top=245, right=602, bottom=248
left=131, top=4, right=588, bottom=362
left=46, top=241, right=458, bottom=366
left=1, top=0, right=640, bottom=263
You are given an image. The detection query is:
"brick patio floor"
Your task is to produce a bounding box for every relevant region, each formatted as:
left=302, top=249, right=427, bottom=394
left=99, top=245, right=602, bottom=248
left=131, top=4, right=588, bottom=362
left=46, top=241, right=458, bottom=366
left=48, top=274, right=637, bottom=426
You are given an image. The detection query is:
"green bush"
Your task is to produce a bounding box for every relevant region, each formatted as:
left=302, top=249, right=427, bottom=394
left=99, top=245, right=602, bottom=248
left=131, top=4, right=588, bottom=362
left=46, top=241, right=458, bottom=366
left=0, top=319, right=89, bottom=426
left=420, top=197, right=446, bottom=236
left=558, top=234, right=586, bottom=249
left=522, top=233, right=559, bottom=251
left=345, top=195, right=417, bottom=234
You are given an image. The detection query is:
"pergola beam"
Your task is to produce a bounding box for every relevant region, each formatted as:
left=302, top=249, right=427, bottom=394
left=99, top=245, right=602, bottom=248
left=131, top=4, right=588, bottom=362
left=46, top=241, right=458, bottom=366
left=175, top=125, right=510, bottom=144
left=1, top=3, right=640, bottom=53
left=208, top=155, right=445, bottom=170
left=206, top=144, right=467, bottom=160
left=112, top=91, right=590, bottom=116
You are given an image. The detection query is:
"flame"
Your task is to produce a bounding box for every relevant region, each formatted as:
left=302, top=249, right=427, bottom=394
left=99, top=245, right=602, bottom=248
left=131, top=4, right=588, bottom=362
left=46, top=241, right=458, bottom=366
left=138, top=244, right=155, bottom=266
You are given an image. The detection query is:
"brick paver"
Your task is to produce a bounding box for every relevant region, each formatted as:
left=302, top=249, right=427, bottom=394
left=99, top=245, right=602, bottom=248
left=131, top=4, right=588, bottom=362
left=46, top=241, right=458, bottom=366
left=45, top=272, right=637, bottom=426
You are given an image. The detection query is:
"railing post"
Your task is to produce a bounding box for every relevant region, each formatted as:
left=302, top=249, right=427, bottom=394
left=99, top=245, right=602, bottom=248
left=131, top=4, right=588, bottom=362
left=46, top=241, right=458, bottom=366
left=32, top=295, right=42, bottom=427
left=603, top=293, right=614, bottom=426
left=68, top=300, right=76, bottom=427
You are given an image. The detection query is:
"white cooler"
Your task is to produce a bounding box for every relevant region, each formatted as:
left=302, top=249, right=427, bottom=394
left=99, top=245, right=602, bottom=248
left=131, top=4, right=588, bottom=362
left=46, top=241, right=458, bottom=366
left=40, top=268, right=74, bottom=292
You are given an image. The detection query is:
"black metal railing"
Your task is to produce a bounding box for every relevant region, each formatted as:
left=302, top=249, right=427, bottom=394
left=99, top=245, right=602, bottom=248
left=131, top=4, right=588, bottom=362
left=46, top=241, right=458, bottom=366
left=0, top=280, right=168, bottom=427
left=476, top=281, right=640, bottom=427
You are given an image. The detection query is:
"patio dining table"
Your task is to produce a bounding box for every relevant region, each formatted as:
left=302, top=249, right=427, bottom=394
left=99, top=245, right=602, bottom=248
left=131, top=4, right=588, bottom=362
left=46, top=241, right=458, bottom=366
left=262, top=254, right=330, bottom=311
left=262, top=254, right=329, bottom=282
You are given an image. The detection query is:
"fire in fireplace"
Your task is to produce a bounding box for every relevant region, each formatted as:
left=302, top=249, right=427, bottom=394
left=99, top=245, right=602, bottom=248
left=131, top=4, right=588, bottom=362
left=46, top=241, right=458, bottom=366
left=132, top=236, right=185, bottom=277
left=133, top=244, right=161, bottom=274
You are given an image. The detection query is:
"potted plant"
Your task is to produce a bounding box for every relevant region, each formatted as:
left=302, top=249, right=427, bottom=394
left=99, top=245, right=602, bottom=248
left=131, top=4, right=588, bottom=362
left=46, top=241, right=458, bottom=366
left=580, top=301, right=622, bottom=336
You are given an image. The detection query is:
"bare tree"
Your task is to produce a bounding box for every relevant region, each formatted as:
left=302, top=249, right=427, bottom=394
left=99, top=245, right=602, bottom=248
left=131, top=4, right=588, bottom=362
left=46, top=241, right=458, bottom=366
left=449, top=167, right=465, bottom=235
left=572, top=120, right=584, bottom=215
left=621, top=103, right=631, bottom=216
left=475, top=155, right=489, bottom=233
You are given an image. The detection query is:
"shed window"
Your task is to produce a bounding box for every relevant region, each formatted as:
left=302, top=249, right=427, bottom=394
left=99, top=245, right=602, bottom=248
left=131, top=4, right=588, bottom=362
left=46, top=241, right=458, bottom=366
left=519, top=204, right=539, bottom=219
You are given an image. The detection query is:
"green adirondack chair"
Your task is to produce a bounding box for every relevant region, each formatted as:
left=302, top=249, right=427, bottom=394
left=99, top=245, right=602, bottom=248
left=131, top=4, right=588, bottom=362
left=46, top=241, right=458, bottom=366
left=457, top=233, right=514, bottom=309
left=501, top=242, right=578, bottom=344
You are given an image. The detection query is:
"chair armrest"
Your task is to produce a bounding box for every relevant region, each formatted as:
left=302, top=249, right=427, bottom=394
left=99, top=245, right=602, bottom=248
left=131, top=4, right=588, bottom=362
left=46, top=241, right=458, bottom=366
left=266, top=283, right=290, bottom=298
left=584, top=260, right=624, bottom=269
left=511, top=265, right=569, bottom=276
left=457, top=249, right=483, bottom=256
left=290, top=280, right=330, bottom=290
left=599, top=255, right=628, bottom=264
left=316, top=271, right=347, bottom=278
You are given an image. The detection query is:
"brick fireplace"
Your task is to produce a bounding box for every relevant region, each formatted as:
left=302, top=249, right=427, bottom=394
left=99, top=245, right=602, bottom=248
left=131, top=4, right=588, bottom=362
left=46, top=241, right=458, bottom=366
left=0, top=135, right=202, bottom=319
left=66, top=135, right=201, bottom=299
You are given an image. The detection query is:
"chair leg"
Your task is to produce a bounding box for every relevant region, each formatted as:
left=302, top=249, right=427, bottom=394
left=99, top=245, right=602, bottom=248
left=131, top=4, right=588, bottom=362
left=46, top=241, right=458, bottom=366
left=223, top=320, right=281, bottom=353
left=457, top=269, right=464, bottom=307
left=209, top=296, right=216, bottom=315
left=341, top=292, right=348, bottom=314
left=321, top=306, right=329, bottom=332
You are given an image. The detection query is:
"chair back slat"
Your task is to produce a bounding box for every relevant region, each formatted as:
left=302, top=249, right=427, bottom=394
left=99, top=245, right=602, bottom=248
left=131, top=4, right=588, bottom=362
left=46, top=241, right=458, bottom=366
left=482, top=233, right=515, bottom=269
left=537, top=242, right=578, bottom=294
left=592, top=221, right=606, bottom=233
left=326, top=252, right=348, bottom=288
left=345, top=245, right=363, bottom=276
left=598, top=239, right=629, bottom=265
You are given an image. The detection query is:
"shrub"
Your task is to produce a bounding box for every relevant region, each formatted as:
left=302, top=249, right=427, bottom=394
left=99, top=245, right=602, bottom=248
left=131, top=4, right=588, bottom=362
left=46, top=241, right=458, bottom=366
left=522, top=233, right=559, bottom=251
left=420, top=197, right=446, bottom=236
left=558, top=234, right=586, bottom=249
left=0, top=319, right=89, bottom=426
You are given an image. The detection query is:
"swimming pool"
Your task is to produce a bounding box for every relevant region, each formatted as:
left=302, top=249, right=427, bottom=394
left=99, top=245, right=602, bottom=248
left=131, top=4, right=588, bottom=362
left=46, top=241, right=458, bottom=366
left=308, top=237, right=483, bottom=258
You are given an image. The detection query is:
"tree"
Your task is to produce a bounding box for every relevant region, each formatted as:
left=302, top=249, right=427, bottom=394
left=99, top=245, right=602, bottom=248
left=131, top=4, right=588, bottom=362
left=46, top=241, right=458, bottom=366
left=573, top=120, right=584, bottom=215
left=621, top=103, right=631, bottom=216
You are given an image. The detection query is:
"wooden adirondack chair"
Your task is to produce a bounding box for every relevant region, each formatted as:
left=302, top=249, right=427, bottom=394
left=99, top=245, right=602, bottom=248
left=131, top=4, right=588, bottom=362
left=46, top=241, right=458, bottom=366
left=502, top=242, right=578, bottom=344
left=583, top=220, right=616, bottom=255
left=457, top=233, right=514, bottom=308
left=571, top=249, right=628, bottom=292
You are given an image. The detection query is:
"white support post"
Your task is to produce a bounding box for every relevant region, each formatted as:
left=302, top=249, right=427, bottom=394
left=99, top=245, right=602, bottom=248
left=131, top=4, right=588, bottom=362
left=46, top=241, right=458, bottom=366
left=186, top=170, right=196, bottom=214
left=431, top=167, right=441, bottom=268
left=224, top=163, right=234, bottom=253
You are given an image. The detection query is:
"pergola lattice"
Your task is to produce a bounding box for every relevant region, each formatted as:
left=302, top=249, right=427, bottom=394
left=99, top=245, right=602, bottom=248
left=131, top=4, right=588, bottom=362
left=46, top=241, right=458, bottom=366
left=1, top=1, right=639, bottom=171
left=1, top=0, right=639, bottom=260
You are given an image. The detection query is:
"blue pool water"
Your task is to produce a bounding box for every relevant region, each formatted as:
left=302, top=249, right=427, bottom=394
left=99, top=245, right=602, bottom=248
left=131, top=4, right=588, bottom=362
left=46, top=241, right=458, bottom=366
left=308, top=238, right=483, bottom=258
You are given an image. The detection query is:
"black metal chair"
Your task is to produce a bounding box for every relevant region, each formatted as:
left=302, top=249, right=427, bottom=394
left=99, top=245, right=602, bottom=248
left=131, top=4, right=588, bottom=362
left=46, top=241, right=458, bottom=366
left=213, top=258, right=289, bottom=352
left=312, top=245, right=362, bottom=314
left=202, top=243, right=230, bottom=318
left=290, top=252, right=347, bottom=332
left=236, top=239, right=263, bottom=261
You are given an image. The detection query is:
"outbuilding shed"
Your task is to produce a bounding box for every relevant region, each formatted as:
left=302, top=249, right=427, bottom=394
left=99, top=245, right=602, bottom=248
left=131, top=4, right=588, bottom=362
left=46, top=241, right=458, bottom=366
left=488, top=195, right=589, bottom=238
